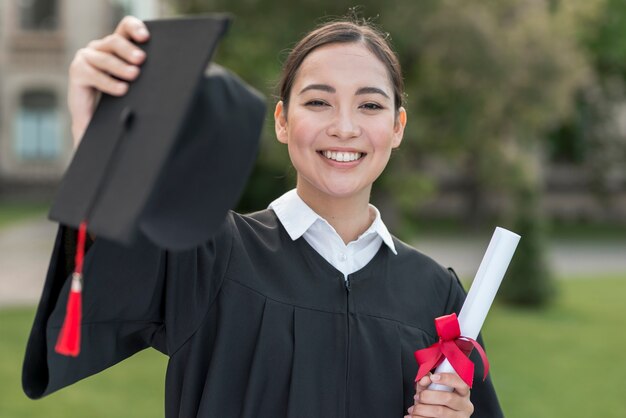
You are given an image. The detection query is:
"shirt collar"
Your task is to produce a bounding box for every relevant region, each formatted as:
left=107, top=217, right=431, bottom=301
left=268, top=189, right=319, bottom=240
left=268, top=189, right=397, bottom=255
left=367, top=205, right=397, bottom=255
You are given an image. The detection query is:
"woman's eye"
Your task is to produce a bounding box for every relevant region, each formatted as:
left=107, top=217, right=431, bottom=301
left=305, top=100, right=329, bottom=107
left=360, top=102, right=383, bottom=111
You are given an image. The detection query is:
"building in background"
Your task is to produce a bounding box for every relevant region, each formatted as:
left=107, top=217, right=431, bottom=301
left=0, top=0, right=166, bottom=195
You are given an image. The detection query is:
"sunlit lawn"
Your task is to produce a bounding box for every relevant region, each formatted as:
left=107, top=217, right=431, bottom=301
left=1, top=276, right=625, bottom=417
left=485, top=275, right=626, bottom=418
left=0, top=308, right=167, bottom=418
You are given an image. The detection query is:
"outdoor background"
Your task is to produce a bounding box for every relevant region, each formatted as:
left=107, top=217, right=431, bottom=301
left=1, top=0, right=626, bottom=417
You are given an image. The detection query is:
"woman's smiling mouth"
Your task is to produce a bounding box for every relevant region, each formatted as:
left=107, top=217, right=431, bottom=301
left=319, top=150, right=365, bottom=162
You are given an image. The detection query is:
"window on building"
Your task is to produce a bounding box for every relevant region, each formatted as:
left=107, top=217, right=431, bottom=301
left=14, top=90, right=62, bottom=160
left=19, top=0, right=59, bottom=31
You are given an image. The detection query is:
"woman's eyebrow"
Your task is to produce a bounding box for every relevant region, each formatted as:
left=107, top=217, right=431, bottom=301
left=299, top=84, right=335, bottom=95
left=355, top=86, right=390, bottom=98
left=298, top=84, right=390, bottom=99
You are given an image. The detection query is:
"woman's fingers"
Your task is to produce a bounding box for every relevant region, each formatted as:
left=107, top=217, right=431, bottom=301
left=67, top=16, right=148, bottom=146
left=81, top=48, right=140, bottom=82
left=70, top=52, right=127, bottom=96
left=69, top=15, right=147, bottom=97
left=414, top=373, right=433, bottom=394
left=430, top=373, right=471, bottom=397
left=82, top=61, right=129, bottom=96
left=114, top=15, right=150, bottom=43
left=418, top=386, right=470, bottom=412
left=88, top=34, right=146, bottom=65
left=408, top=373, right=474, bottom=417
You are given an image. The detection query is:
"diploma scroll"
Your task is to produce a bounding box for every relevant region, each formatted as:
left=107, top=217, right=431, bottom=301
left=429, top=227, right=521, bottom=392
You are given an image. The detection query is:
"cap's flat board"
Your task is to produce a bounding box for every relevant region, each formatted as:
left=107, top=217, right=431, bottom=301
left=50, top=15, right=230, bottom=242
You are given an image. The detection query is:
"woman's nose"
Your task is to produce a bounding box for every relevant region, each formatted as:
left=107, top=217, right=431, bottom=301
left=327, top=109, right=361, bottom=139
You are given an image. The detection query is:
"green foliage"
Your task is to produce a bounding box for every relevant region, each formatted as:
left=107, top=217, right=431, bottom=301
left=391, top=1, right=586, bottom=164
left=546, top=102, right=589, bottom=164
left=494, top=140, right=558, bottom=307
left=547, top=0, right=626, bottom=198
left=584, top=0, right=626, bottom=78
left=499, top=183, right=557, bottom=307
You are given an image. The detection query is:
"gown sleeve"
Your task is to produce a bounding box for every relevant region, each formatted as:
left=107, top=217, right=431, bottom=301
left=22, top=216, right=234, bottom=400
left=444, top=268, right=505, bottom=418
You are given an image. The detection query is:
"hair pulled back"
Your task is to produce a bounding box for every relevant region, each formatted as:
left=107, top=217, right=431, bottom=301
left=278, top=20, right=404, bottom=115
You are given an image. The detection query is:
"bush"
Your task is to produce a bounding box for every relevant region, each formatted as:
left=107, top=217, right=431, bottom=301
left=499, top=184, right=557, bottom=307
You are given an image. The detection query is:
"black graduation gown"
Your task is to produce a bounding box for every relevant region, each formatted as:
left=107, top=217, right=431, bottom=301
left=23, top=209, right=504, bottom=417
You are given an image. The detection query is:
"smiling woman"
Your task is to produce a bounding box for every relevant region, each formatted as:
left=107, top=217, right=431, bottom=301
left=274, top=41, right=406, bottom=244
left=23, top=15, right=503, bottom=418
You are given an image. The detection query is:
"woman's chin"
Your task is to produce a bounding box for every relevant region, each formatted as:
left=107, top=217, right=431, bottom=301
left=317, top=183, right=369, bottom=200
left=296, top=172, right=371, bottom=201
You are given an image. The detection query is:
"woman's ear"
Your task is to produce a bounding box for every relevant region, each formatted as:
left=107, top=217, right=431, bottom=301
left=274, top=101, right=288, bottom=144
left=392, top=107, right=407, bottom=148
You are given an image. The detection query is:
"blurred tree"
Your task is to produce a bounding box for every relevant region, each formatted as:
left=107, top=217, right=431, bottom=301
left=384, top=0, right=587, bottom=226
left=549, top=0, right=626, bottom=212
left=499, top=142, right=557, bottom=307
left=499, top=176, right=556, bottom=306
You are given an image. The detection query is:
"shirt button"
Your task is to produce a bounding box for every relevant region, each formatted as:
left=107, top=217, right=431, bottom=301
left=339, top=252, right=347, bottom=262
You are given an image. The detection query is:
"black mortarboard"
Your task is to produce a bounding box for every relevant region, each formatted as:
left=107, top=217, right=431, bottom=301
left=49, top=15, right=266, bottom=251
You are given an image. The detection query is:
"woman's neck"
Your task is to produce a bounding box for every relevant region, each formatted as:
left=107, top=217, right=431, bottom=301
left=296, top=181, right=374, bottom=245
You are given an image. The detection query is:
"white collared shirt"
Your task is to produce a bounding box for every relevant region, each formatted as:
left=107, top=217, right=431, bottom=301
left=269, top=189, right=397, bottom=279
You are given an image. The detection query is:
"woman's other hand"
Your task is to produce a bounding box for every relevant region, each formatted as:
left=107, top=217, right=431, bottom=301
left=68, top=16, right=149, bottom=147
left=405, top=373, right=474, bottom=417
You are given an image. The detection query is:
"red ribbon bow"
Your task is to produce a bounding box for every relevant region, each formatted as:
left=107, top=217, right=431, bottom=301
left=413, top=313, right=489, bottom=388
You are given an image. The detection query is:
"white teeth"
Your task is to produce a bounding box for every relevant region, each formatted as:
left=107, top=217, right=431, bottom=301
left=322, top=150, right=363, bottom=162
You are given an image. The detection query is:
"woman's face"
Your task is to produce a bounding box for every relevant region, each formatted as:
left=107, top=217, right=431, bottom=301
left=275, top=42, right=406, bottom=201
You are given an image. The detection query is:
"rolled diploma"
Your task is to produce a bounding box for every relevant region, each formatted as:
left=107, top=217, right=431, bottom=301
left=429, top=226, right=521, bottom=392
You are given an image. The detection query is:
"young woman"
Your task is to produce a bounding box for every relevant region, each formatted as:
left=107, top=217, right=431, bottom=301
left=23, top=15, right=503, bottom=418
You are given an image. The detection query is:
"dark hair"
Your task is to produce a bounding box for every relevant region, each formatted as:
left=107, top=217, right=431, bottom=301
left=278, top=20, right=404, bottom=116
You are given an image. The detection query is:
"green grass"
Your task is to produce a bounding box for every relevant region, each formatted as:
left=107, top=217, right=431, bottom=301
left=1, top=276, right=625, bottom=417
left=484, top=275, right=626, bottom=417
left=0, top=308, right=167, bottom=418
left=0, top=203, right=48, bottom=230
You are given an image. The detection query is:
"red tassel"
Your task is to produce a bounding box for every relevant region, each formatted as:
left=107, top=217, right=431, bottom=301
left=54, top=273, right=82, bottom=356
left=55, top=221, right=87, bottom=357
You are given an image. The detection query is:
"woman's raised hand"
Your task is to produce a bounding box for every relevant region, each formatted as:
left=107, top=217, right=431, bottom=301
left=405, top=373, right=474, bottom=418
left=68, top=16, right=149, bottom=147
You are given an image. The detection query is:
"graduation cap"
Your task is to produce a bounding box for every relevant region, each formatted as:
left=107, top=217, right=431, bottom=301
left=50, top=15, right=266, bottom=356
